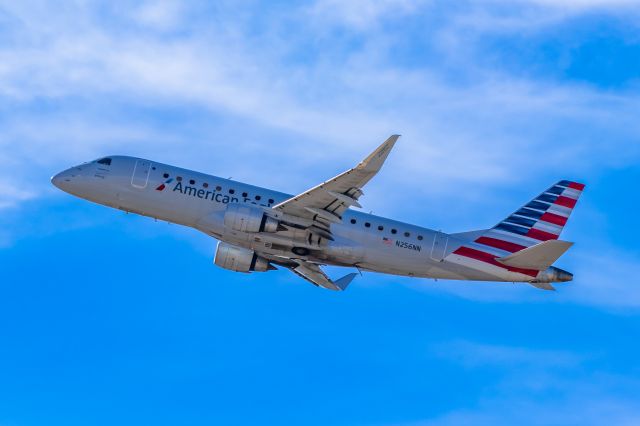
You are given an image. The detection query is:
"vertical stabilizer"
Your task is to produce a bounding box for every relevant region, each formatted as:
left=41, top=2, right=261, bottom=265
left=475, top=180, right=585, bottom=253
left=449, top=181, right=584, bottom=279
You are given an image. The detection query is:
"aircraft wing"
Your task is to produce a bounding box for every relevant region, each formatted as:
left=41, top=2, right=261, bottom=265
left=288, top=261, right=358, bottom=291
left=273, top=135, right=399, bottom=232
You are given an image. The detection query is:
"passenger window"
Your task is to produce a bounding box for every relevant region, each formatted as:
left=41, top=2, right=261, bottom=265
left=391, top=229, right=397, bottom=234
left=242, top=192, right=248, bottom=197
left=216, top=186, right=222, bottom=191
left=418, top=235, right=423, bottom=241
left=255, top=195, right=262, bottom=201
left=163, top=173, right=169, bottom=178
left=176, top=176, right=183, bottom=182
left=350, top=219, right=356, bottom=224
left=97, top=158, right=112, bottom=166
left=404, top=232, right=410, bottom=237
left=189, top=179, right=195, bottom=185
left=365, top=222, right=371, bottom=228
left=268, top=199, right=275, bottom=204
left=378, top=225, right=384, bottom=231
left=203, top=182, right=209, bottom=188
left=229, top=189, right=235, bottom=195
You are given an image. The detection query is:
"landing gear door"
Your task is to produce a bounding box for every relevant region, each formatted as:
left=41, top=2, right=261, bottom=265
left=430, top=232, right=449, bottom=262
left=131, top=160, right=151, bottom=189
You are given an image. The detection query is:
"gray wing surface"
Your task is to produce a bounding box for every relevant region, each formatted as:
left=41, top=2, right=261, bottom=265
left=288, top=261, right=358, bottom=291
left=273, top=135, right=399, bottom=230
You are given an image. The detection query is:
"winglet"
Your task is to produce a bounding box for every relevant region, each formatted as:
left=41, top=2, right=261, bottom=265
left=334, top=273, right=358, bottom=291
left=359, top=135, right=400, bottom=172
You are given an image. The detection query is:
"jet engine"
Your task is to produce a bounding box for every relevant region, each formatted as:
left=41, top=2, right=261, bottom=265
left=214, top=242, right=275, bottom=273
left=223, top=204, right=280, bottom=233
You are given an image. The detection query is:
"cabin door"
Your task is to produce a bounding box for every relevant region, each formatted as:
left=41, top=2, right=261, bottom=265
left=430, top=232, right=449, bottom=262
left=131, top=160, right=151, bottom=189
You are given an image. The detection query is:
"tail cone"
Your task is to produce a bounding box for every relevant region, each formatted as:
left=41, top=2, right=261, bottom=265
left=534, top=266, right=573, bottom=284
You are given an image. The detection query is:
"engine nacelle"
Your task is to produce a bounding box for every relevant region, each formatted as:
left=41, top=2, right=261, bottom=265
left=223, top=204, right=280, bottom=233
left=214, top=242, right=273, bottom=273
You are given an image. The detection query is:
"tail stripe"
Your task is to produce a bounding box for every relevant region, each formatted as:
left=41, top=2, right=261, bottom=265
left=555, top=196, right=577, bottom=209
left=505, top=215, right=537, bottom=228
left=487, top=229, right=541, bottom=247
left=475, top=236, right=527, bottom=253
left=561, top=188, right=582, bottom=199
left=466, top=241, right=512, bottom=258
left=547, top=186, right=565, bottom=195
left=537, top=193, right=558, bottom=204
left=515, top=208, right=543, bottom=219
left=526, top=201, right=552, bottom=211
left=540, top=212, right=568, bottom=226
left=452, top=246, right=539, bottom=277
left=558, top=180, right=585, bottom=190
left=526, top=228, right=557, bottom=241
left=567, top=182, right=585, bottom=190
left=496, top=223, right=529, bottom=236
left=532, top=221, right=562, bottom=235
left=547, top=204, right=572, bottom=217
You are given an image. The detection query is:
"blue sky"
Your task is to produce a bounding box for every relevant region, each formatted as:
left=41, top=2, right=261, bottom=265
left=1, top=0, right=640, bottom=425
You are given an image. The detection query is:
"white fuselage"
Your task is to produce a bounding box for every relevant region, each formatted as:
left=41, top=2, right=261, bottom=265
left=51, top=155, right=564, bottom=283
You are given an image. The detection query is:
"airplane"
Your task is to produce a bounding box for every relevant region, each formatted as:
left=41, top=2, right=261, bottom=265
left=51, top=135, right=583, bottom=291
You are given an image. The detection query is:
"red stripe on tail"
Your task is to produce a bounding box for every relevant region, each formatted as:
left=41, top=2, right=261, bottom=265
left=453, top=246, right=539, bottom=277
left=527, top=228, right=558, bottom=241
left=540, top=212, right=568, bottom=226
left=475, top=237, right=527, bottom=253
left=555, top=196, right=577, bottom=209
left=568, top=182, right=585, bottom=191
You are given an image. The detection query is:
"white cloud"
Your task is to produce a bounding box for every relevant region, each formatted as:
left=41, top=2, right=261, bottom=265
left=0, top=1, right=637, bottom=190
left=566, top=250, right=640, bottom=310
left=0, top=182, right=35, bottom=209
left=432, top=340, right=583, bottom=368
left=133, top=0, right=185, bottom=31
left=411, top=341, right=640, bottom=426
left=515, top=0, right=640, bottom=10
left=1, top=16, right=637, bottom=210
left=416, top=397, right=640, bottom=426
left=308, top=0, right=426, bottom=31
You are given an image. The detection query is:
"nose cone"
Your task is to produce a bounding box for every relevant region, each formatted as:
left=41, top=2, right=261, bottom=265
left=51, top=169, right=74, bottom=192
left=51, top=172, right=63, bottom=189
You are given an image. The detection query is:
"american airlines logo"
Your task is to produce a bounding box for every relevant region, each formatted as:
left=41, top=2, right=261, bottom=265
left=155, top=178, right=173, bottom=191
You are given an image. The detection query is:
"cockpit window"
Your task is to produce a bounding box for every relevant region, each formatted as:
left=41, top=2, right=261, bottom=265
left=97, top=158, right=112, bottom=166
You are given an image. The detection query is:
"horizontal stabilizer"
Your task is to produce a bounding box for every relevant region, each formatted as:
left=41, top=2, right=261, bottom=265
left=529, top=281, right=556, bottom=291
left=497, top=240, right=573, bottom=270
